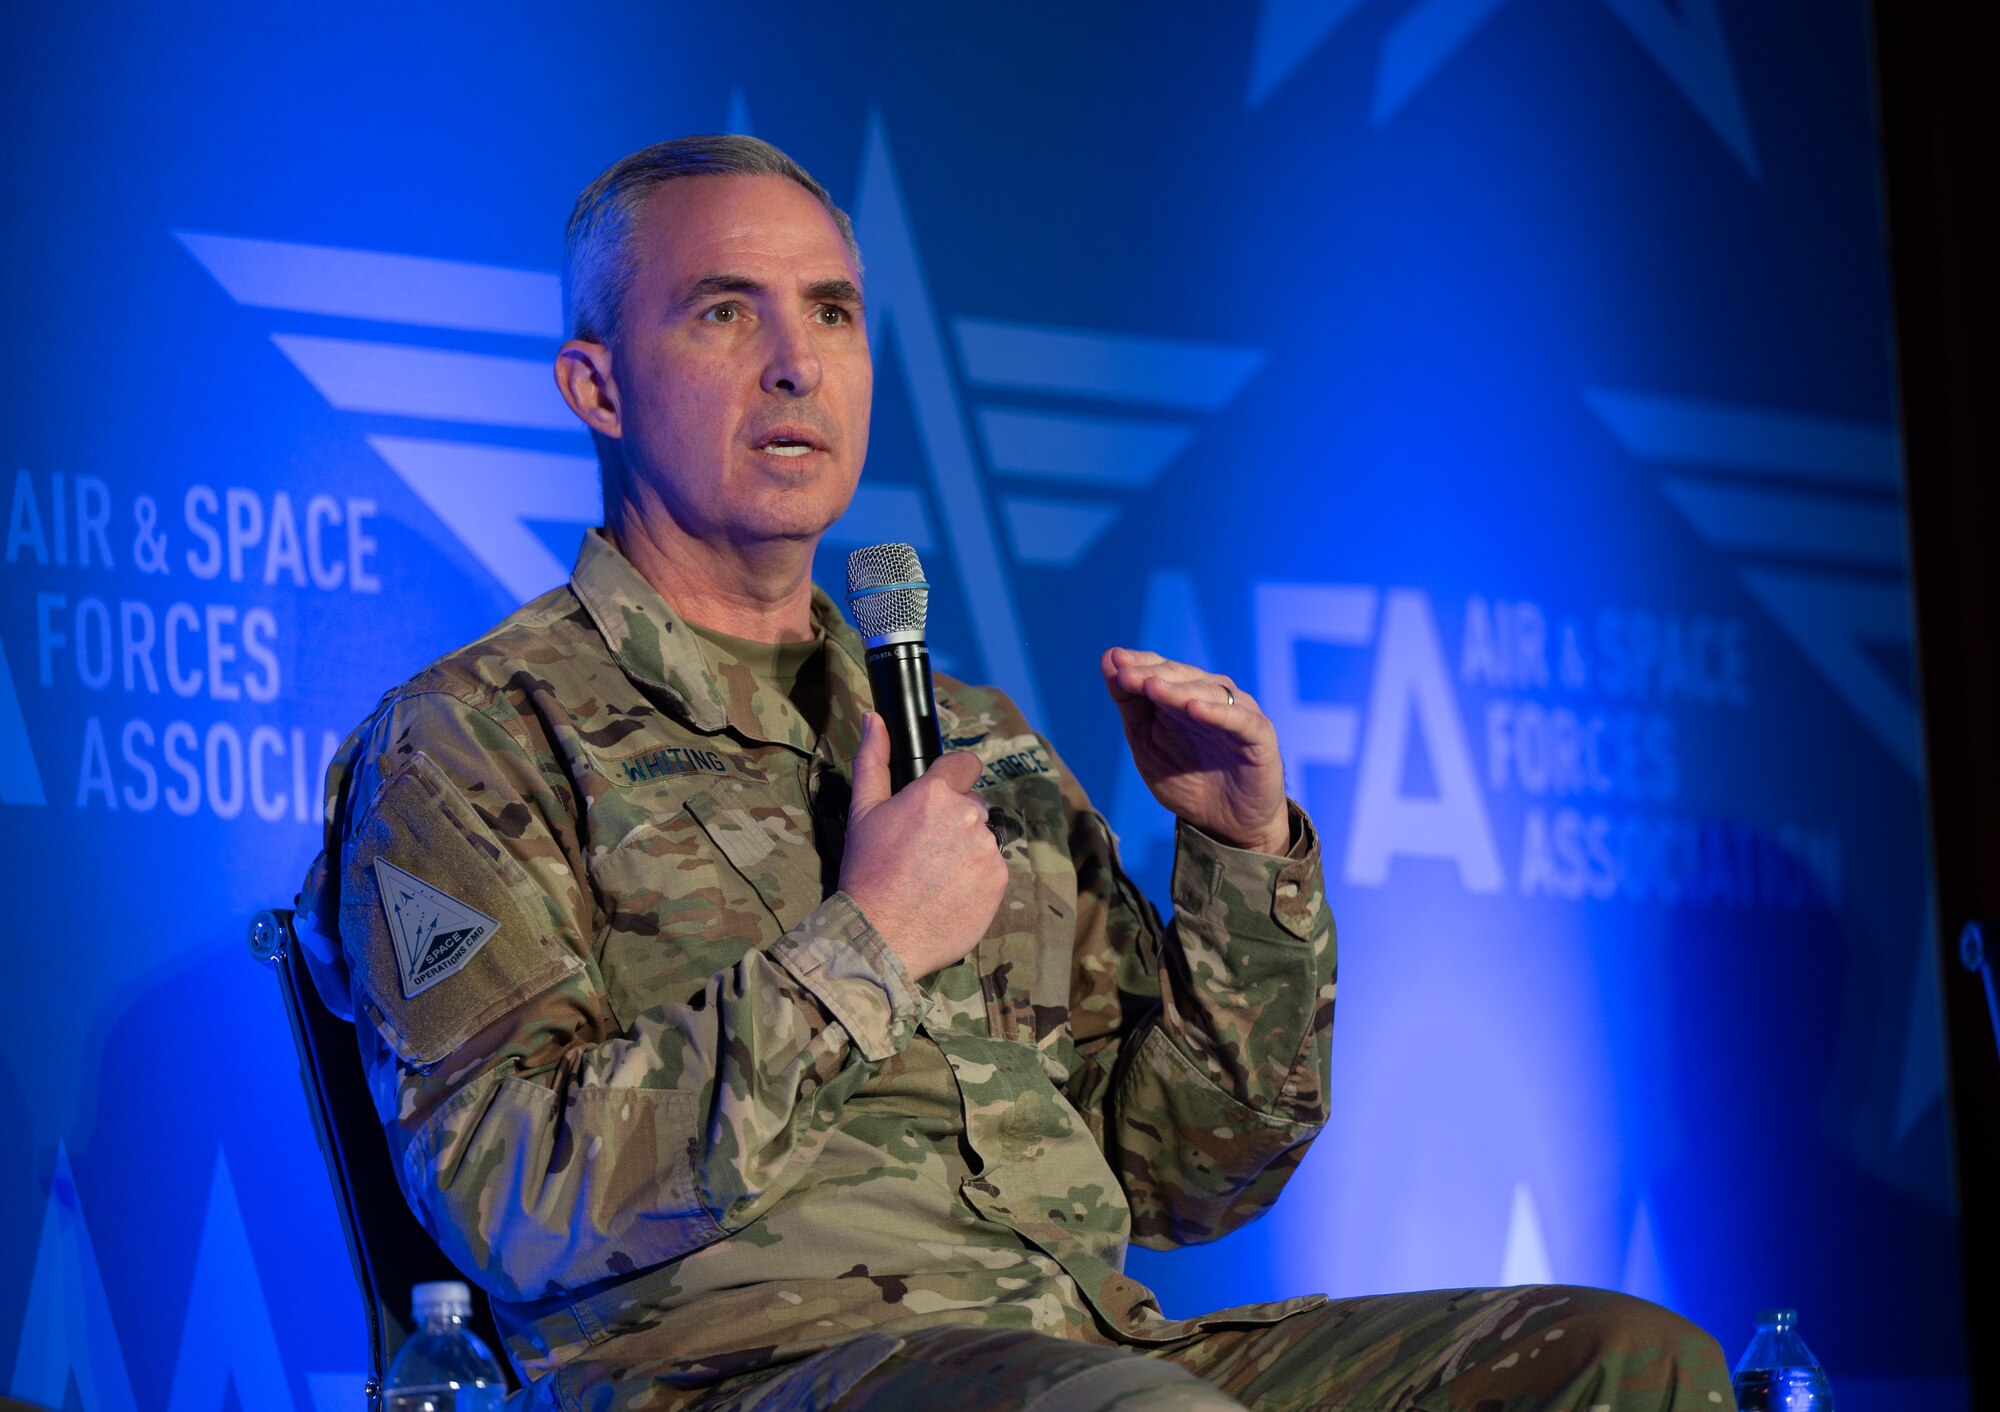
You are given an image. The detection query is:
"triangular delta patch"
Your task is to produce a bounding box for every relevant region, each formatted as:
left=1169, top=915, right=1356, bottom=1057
left=372, top=857, right=500, bottom=998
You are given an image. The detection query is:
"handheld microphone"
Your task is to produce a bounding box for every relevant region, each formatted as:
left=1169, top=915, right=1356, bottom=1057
left=845, top=543, right=945, bottom=792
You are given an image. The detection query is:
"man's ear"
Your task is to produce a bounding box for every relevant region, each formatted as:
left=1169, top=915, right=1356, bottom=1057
left=555, top=339, right=620, bottom=437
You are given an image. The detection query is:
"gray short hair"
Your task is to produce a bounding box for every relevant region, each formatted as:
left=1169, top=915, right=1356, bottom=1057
left=563, top=134, right=859, bottom=343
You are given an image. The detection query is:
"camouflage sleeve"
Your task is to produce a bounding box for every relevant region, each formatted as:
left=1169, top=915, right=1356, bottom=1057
left=301, top=688, right=930, bottom=1303
left=1056, top=747, right=1335, bottom=1250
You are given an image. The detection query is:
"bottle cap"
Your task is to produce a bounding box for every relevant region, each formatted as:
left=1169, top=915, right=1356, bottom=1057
left=412, top=1280, right=472, bottom=1320
left=1754, top=1308, right=1797, bottom=1330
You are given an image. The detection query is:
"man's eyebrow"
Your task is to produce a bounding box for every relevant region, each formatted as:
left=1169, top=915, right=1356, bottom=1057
left=682, top=273, right=764, bottom=305
left=679, top=274, right=862, bottom=309
left=805, top=277, right=862, bottom=306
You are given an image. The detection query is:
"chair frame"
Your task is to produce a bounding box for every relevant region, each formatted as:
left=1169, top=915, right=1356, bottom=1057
left=249, top=908, right=516, bottom=1407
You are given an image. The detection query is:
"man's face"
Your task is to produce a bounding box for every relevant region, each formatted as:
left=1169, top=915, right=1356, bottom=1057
left=603, top=174, right=870, bottom=552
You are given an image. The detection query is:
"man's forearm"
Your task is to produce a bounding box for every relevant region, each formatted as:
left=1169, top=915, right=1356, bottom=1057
left=1090, top=802, right=1336, bottom=1247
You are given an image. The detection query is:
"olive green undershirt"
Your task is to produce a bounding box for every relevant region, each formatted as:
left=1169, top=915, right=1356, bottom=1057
left=686, top=619, right=832, bottom=734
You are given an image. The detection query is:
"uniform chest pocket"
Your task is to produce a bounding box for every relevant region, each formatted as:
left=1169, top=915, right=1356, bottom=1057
left=590, top=788, right=826, bottom=1027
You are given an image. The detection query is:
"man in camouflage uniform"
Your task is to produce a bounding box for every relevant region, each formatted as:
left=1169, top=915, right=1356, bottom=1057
left=298, top=135, right=1735, bottom=1410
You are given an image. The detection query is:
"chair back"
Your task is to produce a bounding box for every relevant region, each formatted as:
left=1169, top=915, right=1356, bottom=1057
left=249, top=908, right=515, bottom=1406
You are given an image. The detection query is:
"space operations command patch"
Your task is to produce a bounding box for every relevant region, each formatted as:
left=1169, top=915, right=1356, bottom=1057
left=372, top=856, right=501, bottom=998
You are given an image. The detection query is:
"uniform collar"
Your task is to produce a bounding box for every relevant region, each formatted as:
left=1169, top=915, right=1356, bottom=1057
left=571, top=527, right=875, bottom=755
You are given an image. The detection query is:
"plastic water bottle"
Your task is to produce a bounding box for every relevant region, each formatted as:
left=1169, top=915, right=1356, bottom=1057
left=382, top=1281, right=505, bottom=1412
left=1731, top=1308, right=1833, bottom=1411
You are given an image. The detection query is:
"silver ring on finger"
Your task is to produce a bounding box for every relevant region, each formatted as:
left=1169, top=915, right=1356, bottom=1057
left=1223, top=684, right=1236, bottom=707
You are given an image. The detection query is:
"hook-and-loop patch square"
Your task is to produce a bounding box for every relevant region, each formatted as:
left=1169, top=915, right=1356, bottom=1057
left=344, top=750, right=580, bottom=1069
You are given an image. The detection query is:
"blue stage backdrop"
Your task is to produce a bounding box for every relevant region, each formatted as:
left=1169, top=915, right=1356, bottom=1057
left=1, top=4, right=1964, bottom=1408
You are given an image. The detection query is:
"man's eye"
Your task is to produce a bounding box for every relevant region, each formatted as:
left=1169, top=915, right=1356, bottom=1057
left=704, top=304, right=741, bottom=324
left=814, top=305, right=849, bottom=326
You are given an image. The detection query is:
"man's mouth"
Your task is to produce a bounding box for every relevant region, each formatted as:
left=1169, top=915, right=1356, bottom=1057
left=755, top=429, right=826, bottom=459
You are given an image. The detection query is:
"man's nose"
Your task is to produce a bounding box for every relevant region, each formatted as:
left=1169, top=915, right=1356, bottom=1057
left=762, top=317, right=823, bottom=397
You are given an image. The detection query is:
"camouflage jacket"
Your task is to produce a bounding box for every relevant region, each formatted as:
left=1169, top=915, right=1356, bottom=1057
left=298, top=530, right=1336, bottom=1404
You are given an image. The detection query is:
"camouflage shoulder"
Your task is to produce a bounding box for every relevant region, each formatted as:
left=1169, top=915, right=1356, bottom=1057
left=298, top=586, right=586, bottom=1021
left=321, top=585, right=591, bottom=860
left=930, top=672, right=1035, bottom=741
left=391, top=581, right=596, bottom=716
left=931, top=671, right=1100, bottom=810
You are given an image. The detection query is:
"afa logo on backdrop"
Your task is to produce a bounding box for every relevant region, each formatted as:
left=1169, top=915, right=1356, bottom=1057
left=1115, top=571, right=1843, bottom=914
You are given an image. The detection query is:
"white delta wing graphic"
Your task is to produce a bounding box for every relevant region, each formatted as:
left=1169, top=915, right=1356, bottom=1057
left=1586, top=386, right=1918, bottom=778
left=176, top=114, right=1266, bottom=725
left=371, top=857, right=499, bottom=998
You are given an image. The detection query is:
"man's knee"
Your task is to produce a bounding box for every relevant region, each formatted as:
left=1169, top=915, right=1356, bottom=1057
left=1561, top=1288, right=1726, bottom=1364
left=1517, top=1286, right=1732, bottom=1407
left=836, top=1324, right=1245, bottom=1412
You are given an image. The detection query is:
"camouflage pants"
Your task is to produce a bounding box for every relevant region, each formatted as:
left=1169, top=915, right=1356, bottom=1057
left=554, top=1284, right=1735, bottom=1411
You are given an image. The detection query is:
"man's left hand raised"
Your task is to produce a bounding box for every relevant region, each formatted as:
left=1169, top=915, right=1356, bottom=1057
left=1101, top=647, right=1291, bottom=856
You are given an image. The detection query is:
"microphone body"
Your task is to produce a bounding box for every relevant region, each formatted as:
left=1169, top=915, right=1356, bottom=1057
left=845, top=543, right=947, bottom=794
left=866, top=639, right=944, bottom=792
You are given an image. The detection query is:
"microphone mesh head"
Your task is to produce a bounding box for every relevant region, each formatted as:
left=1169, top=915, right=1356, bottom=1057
left=845, top=543, right=930, bottom=639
